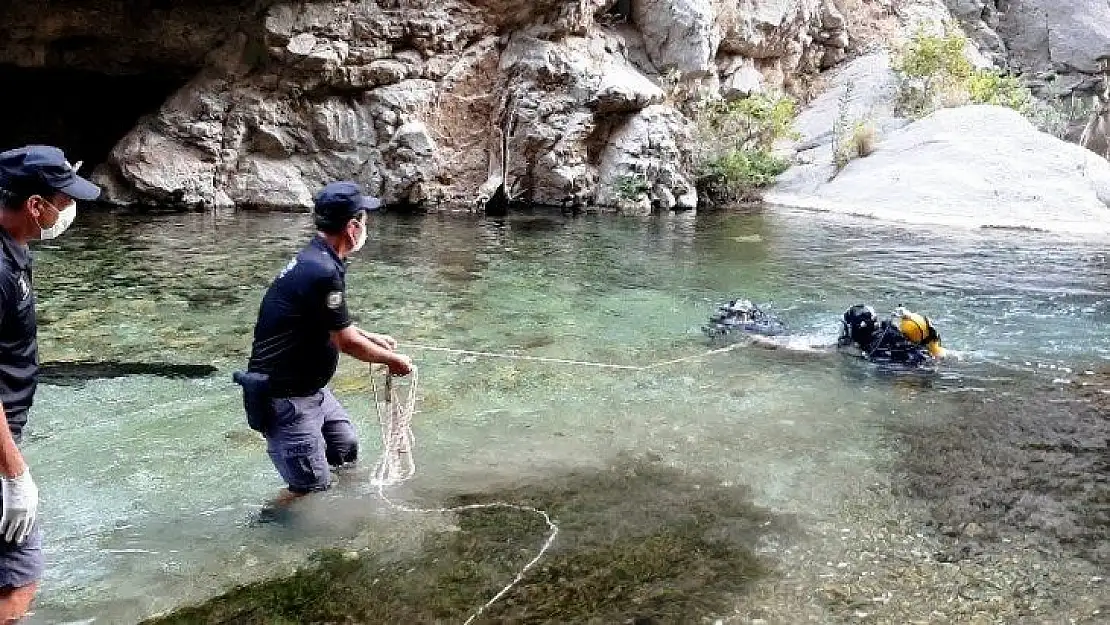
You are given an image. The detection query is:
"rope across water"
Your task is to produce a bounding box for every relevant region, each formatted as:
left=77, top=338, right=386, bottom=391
left=398, top=341, right=746, bottom=371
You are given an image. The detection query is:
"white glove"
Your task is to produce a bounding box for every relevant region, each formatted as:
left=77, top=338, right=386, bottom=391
left=1, top=469, right=38, bottom=544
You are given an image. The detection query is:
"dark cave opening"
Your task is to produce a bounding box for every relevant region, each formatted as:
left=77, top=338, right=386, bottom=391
left=0, top=64, right=189, bottom=175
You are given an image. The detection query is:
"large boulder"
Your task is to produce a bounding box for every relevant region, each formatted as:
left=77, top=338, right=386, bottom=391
left=632, top=0, right=719, bottom=74
left=997, top=0, right=1110, bottom=75
left=766, top=105, right=1110, bottom=234
left=595, top=105, right=698, bottom=214
left=493, top=33, right=692, bottom=211
left=773, top=52, right=908, bottom=195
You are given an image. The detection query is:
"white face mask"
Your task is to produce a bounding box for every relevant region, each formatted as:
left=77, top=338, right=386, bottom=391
left=350, top=218, right=367, bottom=253
left=38, top=200, right=77, bottom=240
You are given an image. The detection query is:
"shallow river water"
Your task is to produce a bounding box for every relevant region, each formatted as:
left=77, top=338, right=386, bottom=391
left=18, top=206, right=1110, bottom=623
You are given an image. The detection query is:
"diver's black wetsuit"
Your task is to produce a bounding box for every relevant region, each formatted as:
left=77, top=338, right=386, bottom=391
left=838, top=320, right=934, bottom=368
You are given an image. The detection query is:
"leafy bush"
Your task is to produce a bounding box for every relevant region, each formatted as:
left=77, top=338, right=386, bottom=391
left=698, top=149, right=790, bottom=202
left=892, top=24, right=1034, bottom=117
left=893, top=25, right=972, bottom=87
left=692, top=93, right=798, bottom=205
left=966, top=71, right=1033, bottom=112
left=697, top=95, right=798, bottom=151
left=613, top=174, right=651, bottom=202
left=891, top=24, right=1095, bottom=138
left=892, top=24, right=975, bottom=118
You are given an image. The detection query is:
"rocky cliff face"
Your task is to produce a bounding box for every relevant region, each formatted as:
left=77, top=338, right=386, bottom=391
left=0, top=0, right=849, bottom=212
left=946, top=0, right=1110, bottom=98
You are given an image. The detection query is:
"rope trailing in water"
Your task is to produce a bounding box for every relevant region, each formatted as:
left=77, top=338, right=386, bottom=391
left=399, top=341, right=745, bottom=371
left=368, top=363, right=559, bottom=625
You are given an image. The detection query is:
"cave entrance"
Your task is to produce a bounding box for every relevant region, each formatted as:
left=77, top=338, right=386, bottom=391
left=0, top=64, right=188, bottom=176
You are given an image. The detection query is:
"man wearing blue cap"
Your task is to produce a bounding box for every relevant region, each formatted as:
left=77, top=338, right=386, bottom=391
left=0, top=145, right=100, bottom=620
left=236, top=181, right=412, bottom=509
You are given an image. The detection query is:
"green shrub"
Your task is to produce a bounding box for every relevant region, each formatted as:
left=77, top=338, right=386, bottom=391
left=697, top=95, right=798, bottom=150
left=892, top=24, right=975, bottom=118
left=966, top=71, right=1033, bottom=112
left=613, top=174, right=651, bottom=202
left=893, top=25, right=973, bottom=85
left=692, top=92, right=798, bottom=205
left=891, top=24, right=1094, bottom=138
left=705, top=149, right=791, bottom=187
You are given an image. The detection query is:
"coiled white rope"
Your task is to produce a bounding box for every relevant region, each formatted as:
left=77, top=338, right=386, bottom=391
left=365, top=340, right=749, bottom=622
left=368, top=363, right=559, bottom=625
left=370, top=364, right=418, bottom=485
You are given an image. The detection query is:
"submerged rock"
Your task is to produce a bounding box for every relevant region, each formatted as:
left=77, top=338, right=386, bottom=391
left=39, top=361, right=219, bottom=385
left=897, top=377, right=1110, bottom=568
left=139, top=457, right=787, bottom=624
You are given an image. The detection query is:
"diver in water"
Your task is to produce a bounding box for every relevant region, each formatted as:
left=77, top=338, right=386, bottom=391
left=837, top=304, right=947, bottom=368
left=703, top=299, right=951, bottom=367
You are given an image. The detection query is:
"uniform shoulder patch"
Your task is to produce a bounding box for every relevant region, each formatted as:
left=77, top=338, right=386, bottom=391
left=277, top=258, right=298, bottom=280
left=16, top=273, right=29, bottom=301
left=326, top=290, right=344, bottom=309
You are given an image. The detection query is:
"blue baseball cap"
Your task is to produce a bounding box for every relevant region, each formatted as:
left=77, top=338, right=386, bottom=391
left=313, top=181, right=381, bottom=225
left=0, top=145, right=101, bottom=201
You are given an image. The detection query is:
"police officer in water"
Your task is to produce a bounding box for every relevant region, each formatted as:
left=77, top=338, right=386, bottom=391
left=236, top=181, right=413, bottom=510
left=0, top=145, right=101, bottom=621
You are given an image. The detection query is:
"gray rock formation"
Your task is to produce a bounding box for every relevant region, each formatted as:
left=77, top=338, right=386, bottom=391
left=772, top=51, right=909, bottom=195
left=771, top=6, right=1110, bottom=231
left=1081, top=101, right=1110, bottom=159
left=1079, top=58, right=1110, bottom=159
left=595, top=105, right=698, bottom=213
left=947, top=0, right=1110, bottom=98
left=768, top=105, right=1110, bottom=233
left=633, top=0, right=719, bottom=74
left=0, top=0, right=850, bottom=212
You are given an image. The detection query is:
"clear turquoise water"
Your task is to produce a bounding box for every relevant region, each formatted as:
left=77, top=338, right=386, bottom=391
left=19, top=206, right=1110, bottom=623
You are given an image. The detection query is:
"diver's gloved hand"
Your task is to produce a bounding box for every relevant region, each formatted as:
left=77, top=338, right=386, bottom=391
left=0, top=468, right=38, bottom=544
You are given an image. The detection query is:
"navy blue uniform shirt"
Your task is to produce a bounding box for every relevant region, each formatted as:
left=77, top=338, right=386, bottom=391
left=0, top=227, right=38, bottom=442
left=248, top=236, right=352, bottom=396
